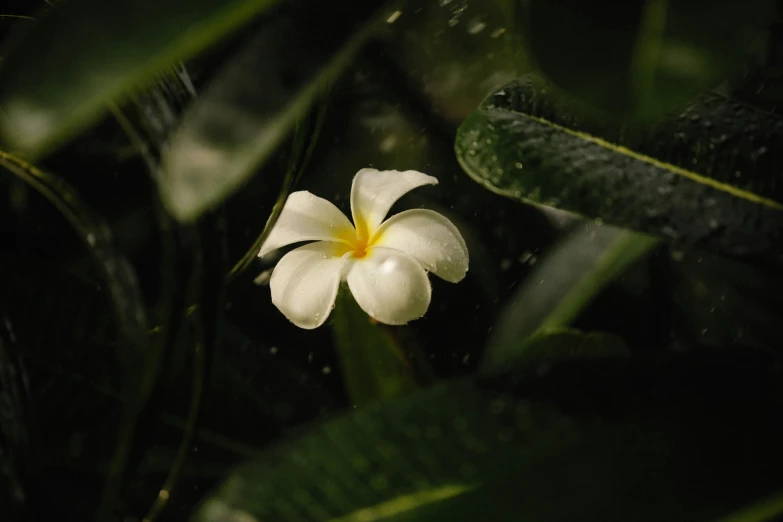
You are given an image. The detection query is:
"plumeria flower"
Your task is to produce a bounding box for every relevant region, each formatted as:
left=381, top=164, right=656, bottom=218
left=258, top=168, right=469, bottom=329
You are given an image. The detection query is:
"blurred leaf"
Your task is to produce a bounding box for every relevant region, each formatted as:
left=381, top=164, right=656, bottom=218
left=97, top=70, right=204, bottom=520
left=379, top=0, right=527, bottom=124
left=0, top=317, right=31, bottom=520
left=139, top=212, right=228, bottom=522
left=513, top=328, right=630, bottom=368
left=455, top=76, right=783, bottom=266
left=331, top=289, right=419, bottom=407
left=669, top=247, right=783, bottom=350
left=0, top=152, right=148, bottom=381
left=717, top=488, right=783, bottom=522
left=0, top=0, right=283, bottom=157
left=482, top=222, right=656, bottom=373
left=194, top=349, right=783, bottom=522
left=159, top=1, right=395, bottom=222
left=519, top=0, right=774, bottom=118
left=227, top=100, right=326, bottom=278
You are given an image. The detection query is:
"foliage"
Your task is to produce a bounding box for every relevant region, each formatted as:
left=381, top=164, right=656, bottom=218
left=1, top=0, right=782, bottom=521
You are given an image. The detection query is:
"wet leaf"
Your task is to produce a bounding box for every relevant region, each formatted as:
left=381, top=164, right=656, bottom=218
left=455, top=76, right=783, bottom=266
left=482, top=221, right=656, bottom=373
left=159, top=1, right=395, bottom=222
left=0, top=0, right=283, bottom=157
left=519, top=0, right=774, bottom=118
left=331, top=289, right=419, bottom=407
left=194, top=349, right=783, bottom=522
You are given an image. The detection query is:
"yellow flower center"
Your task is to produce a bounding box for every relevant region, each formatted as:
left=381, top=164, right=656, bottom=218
left=333, top=219, right=380, bottom=260
left=351, top=236, right=369, bottom=258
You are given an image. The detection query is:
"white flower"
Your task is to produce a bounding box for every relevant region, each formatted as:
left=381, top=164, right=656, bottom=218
left=258, top=168, right=469, bottom=329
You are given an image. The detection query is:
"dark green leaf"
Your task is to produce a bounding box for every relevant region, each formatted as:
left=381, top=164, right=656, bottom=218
left=717, top=488, right=783, bottom=522
left=455, top=76, right=783, bottom=265
left=668, top=247, right=783, bottom=351
left=379, top=0, right=527, bottom=124
left=159, top=1, right=395, bottom=221
left=331, top=289, right=419, bottom=407
left=0, top=318, right=31, bottom=520
left=194, top=350, right=783, bottom=522
left=0, top=0, right=283, bottom=157
left=227, top=100, right=326, bottom=279
left=519, top=0, right=774, bottom=118
left=0, top=152, right=148, bottom=384
left=139, top=211, right=228, bottom=522
left=97, top=71, right=202, bottom=521
left=511, top=328, right=630, bottom=369
left=482, top=221, right=656, bottom=373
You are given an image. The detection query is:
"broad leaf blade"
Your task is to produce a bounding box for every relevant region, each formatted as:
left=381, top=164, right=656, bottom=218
left=193, top=350, right=783, bottom=522
left=331, top=289, right=419, bottom=407
left=455, top=76, right=783, bottom=265
left=482, top=222, right=656, bottom=373
left=159, top=2, right=394, bottom=222
left=0, top=0, right=283, bottom=157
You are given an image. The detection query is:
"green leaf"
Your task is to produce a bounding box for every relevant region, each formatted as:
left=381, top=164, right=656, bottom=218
left=158, top=2, right=395, bottom=222
left=138, top=211, right=228, bottom=522
left=668, top=247, right=783, bottom=351
left=0, top=0, right=283, bottom=157
left=193, top=349, right=783, bottom=522
left=331, top=289, right=419, bottom=407
left=513, top=327, right=630, bottom=368
left=482, top=222, right=656, bottom=372
left=0, top=152, right=148, bottom=377
left=519, top=0, right=774, bottom=118
left=226, top=100, right=327, bottom=279
left=0, top=318, right=31, bottom=520
left=455, top=76, right=783, bottom=266
left=379, top=0, right=528, bottom=124
left=717, top=489, right=783, bottom=522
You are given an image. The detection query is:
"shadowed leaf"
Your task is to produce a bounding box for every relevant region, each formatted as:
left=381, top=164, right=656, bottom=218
left=331, top=289, right=420, bottom=407
left=0, top=317, right=32, bottom=521
left=519, top=0, right=774, bottom=118
left=482, top=221, right=656, bottom=373
left=159, top=1, right=396, bottom=221
left=193, top=349, right=783, bottom=522
left=0, top=0, right=283, bottom=157
left=455, top=76, right=783, bottom=265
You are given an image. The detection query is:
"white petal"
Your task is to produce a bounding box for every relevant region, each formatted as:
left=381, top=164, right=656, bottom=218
left=259, top=191, right=355, bottom=258
left=350, top=168, right=438, bottom=238
left=270, top=242, right=348, bottom=329
left=346, top=247, right=431, bottom=325
left=373, top=209, right=469, bottom=283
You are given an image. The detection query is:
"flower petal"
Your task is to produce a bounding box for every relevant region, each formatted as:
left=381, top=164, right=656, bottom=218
left=346, top=247, right=431, bottom=325
left=350, top=168, right=438, bottom=238
left=259, top=191, right=355, bottom=258
left=270, top=242, right=348, bottom=329
left=373, top=209, right=469, bottom=283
